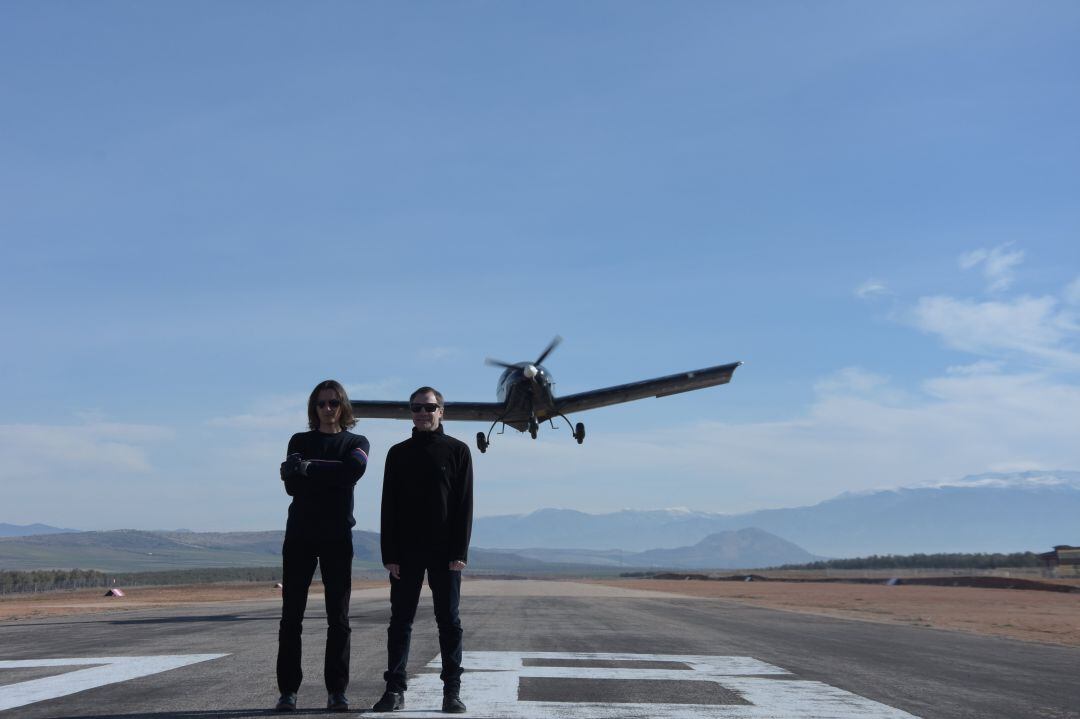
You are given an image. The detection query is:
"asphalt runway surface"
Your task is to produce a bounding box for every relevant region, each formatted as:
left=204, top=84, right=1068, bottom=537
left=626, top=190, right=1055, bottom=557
left=1, top=580, right=1077, bottom=718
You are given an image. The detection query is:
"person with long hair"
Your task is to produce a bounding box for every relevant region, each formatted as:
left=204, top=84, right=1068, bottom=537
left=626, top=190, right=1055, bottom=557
left=275, top=379, right=370, bottom=713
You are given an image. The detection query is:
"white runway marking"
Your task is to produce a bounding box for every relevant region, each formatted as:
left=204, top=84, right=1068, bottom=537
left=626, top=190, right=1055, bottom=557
left=0, top=654, right=228, bottom=712
left=402, top=651, right=921, bottom=718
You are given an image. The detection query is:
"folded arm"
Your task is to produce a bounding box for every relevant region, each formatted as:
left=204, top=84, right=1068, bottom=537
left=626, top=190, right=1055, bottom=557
left=281, top=438, right=369, bottom=493
left=303, top=442, right=369, bottom=488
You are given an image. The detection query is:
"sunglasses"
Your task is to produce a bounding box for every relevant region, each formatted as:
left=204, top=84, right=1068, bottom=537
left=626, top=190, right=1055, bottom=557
left=410, top=403, right=441, bottom=413
left=316, top=399, right=341, bottom=409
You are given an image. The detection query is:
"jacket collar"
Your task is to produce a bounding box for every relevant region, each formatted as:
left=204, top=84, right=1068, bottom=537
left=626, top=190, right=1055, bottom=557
left=412, top=425, right=445, bottom=439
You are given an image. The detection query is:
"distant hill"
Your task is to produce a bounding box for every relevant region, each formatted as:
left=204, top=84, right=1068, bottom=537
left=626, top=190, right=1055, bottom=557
left=472, top=471, right=1080, bottom=556
left=474, top=507, right=723, bottom=553
left=0, top=529, right=584, bottom=574
left=0, top=530, right=371, bottom=572
left=0, top=523, right=79, bottom=537
left=630, top=528, right=820, bottom=568
left=495, top=528, right=820, bottom=569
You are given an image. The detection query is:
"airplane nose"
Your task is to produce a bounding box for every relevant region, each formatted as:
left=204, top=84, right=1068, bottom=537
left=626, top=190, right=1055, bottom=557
left=524, top=364, right=538, bottom=379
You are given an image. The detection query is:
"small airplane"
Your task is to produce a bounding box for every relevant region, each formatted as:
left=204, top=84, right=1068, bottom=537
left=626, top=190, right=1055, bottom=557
left=350, top=337, right=742, bottom=453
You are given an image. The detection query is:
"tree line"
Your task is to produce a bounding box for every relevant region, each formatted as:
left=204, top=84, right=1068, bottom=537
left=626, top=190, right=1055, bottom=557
left=0, top=566, right=285, bottom=595
left=777, top=551, right=1043, bottom=571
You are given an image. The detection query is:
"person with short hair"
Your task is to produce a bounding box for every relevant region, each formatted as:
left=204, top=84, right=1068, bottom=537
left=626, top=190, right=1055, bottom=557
left=275, top=380, right=370, bottom=713
left=372, top=386, right=473, bottom=714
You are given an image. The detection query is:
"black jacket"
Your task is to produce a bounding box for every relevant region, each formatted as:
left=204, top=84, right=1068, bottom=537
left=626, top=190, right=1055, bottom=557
left=380, top=426, right=473, bottom=564
left=283, top=430, right=369, bottom=539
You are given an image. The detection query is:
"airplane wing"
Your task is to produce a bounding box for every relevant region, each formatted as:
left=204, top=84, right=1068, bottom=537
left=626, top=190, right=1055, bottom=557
left=350, top=400, right=505, bottom=422
left=553, top=361, right=742, bottom=416
left=442, top=402, right=505, bottom=422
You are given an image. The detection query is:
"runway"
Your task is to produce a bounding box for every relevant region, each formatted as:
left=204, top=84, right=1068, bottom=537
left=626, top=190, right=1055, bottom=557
left=1, top=580, right=1077, bottom=718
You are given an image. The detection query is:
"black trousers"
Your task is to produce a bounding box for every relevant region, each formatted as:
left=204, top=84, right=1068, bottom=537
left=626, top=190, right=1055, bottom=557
left=276, top=533, right=353, bottom=694
left=384, top=562, right=463, bottom=692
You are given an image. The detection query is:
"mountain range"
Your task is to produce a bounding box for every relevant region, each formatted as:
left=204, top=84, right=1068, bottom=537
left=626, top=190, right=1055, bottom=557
left=485, top=527, right=821, bottom=568
left=4, top=471, right=1075, bottom=569
left=0, top=529, right=548, bottom=573
left=472, top=471, right=1080, bottom=556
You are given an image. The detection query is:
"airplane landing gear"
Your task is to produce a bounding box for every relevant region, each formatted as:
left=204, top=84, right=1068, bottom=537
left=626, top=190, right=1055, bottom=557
left=528, top=418, right=539, bottom=439
left=478, top=414, right=508, bottom=453
left=553, top=412, right=585, bottom=446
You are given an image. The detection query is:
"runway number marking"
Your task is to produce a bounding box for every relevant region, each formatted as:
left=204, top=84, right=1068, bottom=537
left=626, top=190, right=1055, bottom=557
left=0, top=654, right=228, bottom=712
left=411, top=651, right=921, bottom=718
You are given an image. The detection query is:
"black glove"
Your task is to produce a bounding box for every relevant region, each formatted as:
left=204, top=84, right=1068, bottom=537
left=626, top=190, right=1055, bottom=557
left=280, top=453, right=310, bottom=480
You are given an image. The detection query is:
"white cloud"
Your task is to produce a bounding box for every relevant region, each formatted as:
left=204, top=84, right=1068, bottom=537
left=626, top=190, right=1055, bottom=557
left=854, top=279, right=888, bottom=299
left=418, top=346, right=460, bottom=361
left=911, top=471, right=1080, bottom=489
left=910, top=294, right=1080, bottom=369
left=813, top=367, right=891, bottom=396
left=206, top=410, right=306, bottom=432
left=1064, top=276, right=1080, bottom=306
left=958, top=244, right=1025, bottom=292
left=982, top=460, right=1054, bottom=474
left=944, top=360, right=1003, bottom=376
left=0, top=420, right=173, bottom=478
left=205, top=392, right=306, bottom=431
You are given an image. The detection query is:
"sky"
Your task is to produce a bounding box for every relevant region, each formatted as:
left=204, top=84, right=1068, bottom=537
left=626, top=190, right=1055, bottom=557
left=1, top=1, right=1079, bottom=533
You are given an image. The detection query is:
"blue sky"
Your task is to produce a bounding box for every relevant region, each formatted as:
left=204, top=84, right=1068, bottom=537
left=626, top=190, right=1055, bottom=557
left=2, top=2, right=1079, bottom=532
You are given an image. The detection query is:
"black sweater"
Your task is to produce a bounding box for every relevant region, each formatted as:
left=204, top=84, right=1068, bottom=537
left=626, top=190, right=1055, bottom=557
left=380, top=426, right=473, bottom=564
left=283, top=430, right=369, bottom=538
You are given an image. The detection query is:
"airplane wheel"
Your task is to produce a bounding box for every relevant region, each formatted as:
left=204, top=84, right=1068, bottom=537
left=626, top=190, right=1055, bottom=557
left=528, top=420, right=538, bottom=439
left=575, top=422, right=586, bottom=444
left=476, top=432, right=488, bottom=454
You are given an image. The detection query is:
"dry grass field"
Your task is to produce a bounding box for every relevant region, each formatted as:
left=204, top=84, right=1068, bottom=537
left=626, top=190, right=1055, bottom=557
left=588, top=577, right=1080, bottom=647
left=0, top=581, right=384, bottom=623
left=3, top=577, right=1078, bottom=649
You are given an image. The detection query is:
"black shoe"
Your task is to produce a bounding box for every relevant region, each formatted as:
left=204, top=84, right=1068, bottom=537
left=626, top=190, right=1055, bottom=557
left=327, top=692, right=349, bottom=712
left=274, top=692, right=297, bottom=712
left=442, top=693, right=466, bottom=713
left=372, top=690, right=405, bottom=712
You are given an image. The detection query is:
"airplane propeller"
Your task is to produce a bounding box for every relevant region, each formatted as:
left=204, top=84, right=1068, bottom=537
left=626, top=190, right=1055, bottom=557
left=533, top=335, right=562, bottom=365
left=484, top=336, right=563, bottom=379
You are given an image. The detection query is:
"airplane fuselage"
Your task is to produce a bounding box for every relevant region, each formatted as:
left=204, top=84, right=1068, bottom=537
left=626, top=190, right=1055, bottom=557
left=496, top=363, right=558, bottom=423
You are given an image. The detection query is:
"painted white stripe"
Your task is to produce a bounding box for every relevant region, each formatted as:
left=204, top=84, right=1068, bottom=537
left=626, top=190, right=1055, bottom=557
left=427, top=652, right=791, bottom=675
left=405, top=651, right=921, bottom=718
left=0, top=654, right=228, bottom=712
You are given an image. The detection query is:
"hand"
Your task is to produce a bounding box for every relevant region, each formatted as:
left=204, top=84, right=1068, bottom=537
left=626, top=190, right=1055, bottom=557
left=279, top=456, right=297, bottom=481
left=385, top=563, right=400, bottom=579
left=448, top=560, right=466, bottom=571
left=280, top=453, right=309, bottom=480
